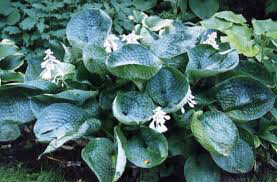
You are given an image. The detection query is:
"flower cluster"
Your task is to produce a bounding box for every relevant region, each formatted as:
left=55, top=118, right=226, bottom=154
left=149, top=89, right=196, bottom=133
left=181, top=89, right=196, bottom=114
left=40, top=49, right=65, bottom=84
left=104, top=31, right=142, bottom=53
left=149, top=107, right=171, bottom=133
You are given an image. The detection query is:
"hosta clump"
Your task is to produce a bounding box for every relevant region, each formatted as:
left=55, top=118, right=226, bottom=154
left=0, top=7, right=276, bottom=182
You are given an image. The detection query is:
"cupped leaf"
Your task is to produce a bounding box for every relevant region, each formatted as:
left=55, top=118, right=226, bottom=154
left=191, top=111, right=239, bottom=156
left=211, top=139, right=254, bottom=173
left=189, top=0, right=219, bottom=19
left=186, top=44, right=239, bottom=79
left=66, top=9, right=112, bottom=49
left=184, top=154, right=221, bottom=182
left=146, top=67, right=190, bottom=113
left=106, top=44, right=162, bottom=80
left=0, top=124, right=21, bottom=142
left=34, top=103, right=101, bottom=157
left=117, top=127, right=168, bottom=168
left=150, top=26, right=206, bottom=59
left=82, top=138, right=116, bottom=182
left=83, top=44, right=108, bottom=74
left=113, top=127, right=127, bottom=181
left=212, top=76, right=276, bottom=121
left=82, top=129, right=127, bottom=182
left=113, top=91, right=155, bottom=125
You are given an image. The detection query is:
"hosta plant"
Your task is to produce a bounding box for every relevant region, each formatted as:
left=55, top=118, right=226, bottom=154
left=0, top=8, right=277, bottom=182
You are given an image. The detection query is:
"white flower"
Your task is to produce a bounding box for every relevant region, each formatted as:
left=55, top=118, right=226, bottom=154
left=121, top=31, right=142, bottom=44
left=149, top=107, right=170, bottom=133
left=40, top=49, right=65, bottom=85
left=181, top=89, right=196, bottom=114
left=203, top=32, right=219, bottom=49
left=104, top=34, right=120, bottom=53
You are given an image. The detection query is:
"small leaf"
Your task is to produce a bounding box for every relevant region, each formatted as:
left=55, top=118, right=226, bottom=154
left=211, top=139, right=254, bottom=173
left=6, top=8, right=20, bottom=25
left=0, top=124, right=20, bottom=142
left=252, top=19, right=277, bottom=39
left=214, top=11, right=247, bottom=24
left=191, top=111, right=239, bottom=156
left=142, top=16, right=172, bottom=32
left=133, top=0, right=157, bottom=11
left=0, top=39, right=18, bottom=60
left=66, top=9, right=112, bottom=49
left=113, top=91, right=154, bottom=125
left=186, top=44, right=239, bottom=79
left=189, top=0, right=219, bottom=19
left=117, top=127, right=168, bottom=168
left=106, top=44, right=162, bottom=81
left=146, top=67, right=190, bottom=113
left=212, top=76, right=276, bottom=121
left=200, top=17, right=232, bottom=31
left=184, top=154, right=221, bottom=182
left=19, top=17, right=37, bottom=30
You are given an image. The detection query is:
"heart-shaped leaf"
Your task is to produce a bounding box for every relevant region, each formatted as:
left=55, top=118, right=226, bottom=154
left=66, top=9, right=112, bottom=49
left=117, top=127, right=168, bottom=168
left=82, top=129, right=127, bottom=182
left=113, top=91, right=155, bottom=125
left=150, top=26, right=206, bottom=59
left=211, top=139, right=254, bottom=173
left=191, top=111, right=239, bottom=156
left=186, top=44, right=239, bottom=79
left=184, top=154, right=221, bottom=182
left=189, top=0, right=219, bottom=19
left=146, top=67, right=190, bottom=113
left=34, top=103, right=101, bottom=157
left=106, top=44, right=162, bottom=81
left=212, top=76, right=276, bottom=121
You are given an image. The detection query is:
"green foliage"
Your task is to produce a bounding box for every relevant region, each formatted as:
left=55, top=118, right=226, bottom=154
left=0, top=1, right=277, bottom=181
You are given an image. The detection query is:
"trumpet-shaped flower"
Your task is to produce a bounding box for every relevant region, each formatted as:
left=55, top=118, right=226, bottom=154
left=40, top=49, right=65, bottom=85
left=181, top=89, right=197, bottom=114
left=149, top=107, right=170, bottom=133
